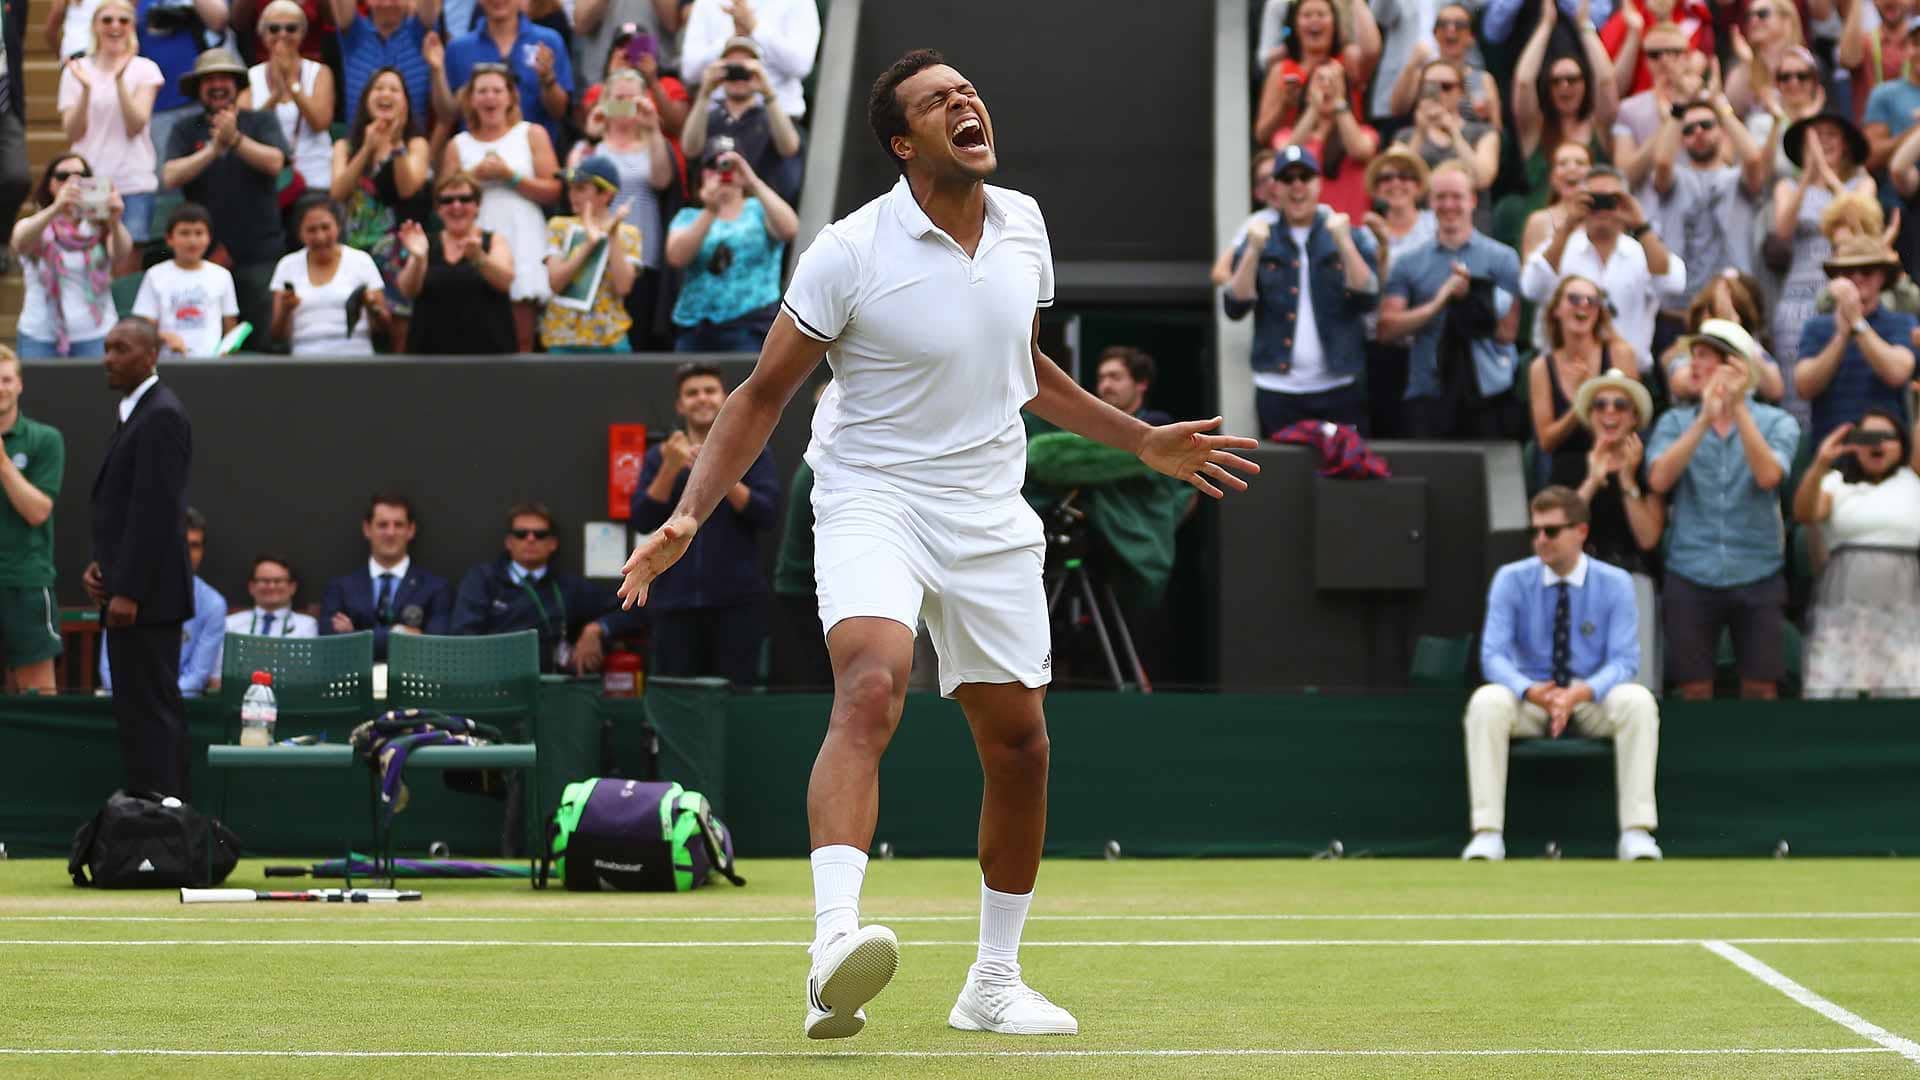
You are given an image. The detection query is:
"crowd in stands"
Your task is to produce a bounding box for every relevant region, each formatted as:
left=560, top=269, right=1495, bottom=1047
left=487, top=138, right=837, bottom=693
left=9, top=0, right=820, bottom=357
left=1234, top=0, right=1920, bottom=702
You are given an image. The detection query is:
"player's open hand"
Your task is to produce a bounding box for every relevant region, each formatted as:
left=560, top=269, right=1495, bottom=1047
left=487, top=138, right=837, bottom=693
left=1138, top=417, right=1261, bottom=499
left=617, top=513, right=699, bottom=609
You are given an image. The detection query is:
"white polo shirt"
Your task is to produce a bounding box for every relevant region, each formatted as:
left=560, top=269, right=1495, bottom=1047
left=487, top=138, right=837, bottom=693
left=783, top=177, right=1055, bottom=504
left=1519, top=227, right=1687, bottom=374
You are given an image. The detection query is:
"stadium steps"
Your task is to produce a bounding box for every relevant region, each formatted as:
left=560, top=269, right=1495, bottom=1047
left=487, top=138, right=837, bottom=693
left=4, top=38, right=70, bottom=343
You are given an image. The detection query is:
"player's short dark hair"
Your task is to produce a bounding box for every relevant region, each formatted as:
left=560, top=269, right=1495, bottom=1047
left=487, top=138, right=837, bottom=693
left=1098, top=346, right=1156, bottom=386
left=1529, top=486, right=1590, bottom=526
left=505, top=502, right=555, bottom=532
left=250, top=555, right=298, bottom=583
left=166, top=202, right=212, bottom=234
left=674, top=361, right=725, bottom=391
left=366, top=493, right=415, bottom=524
left=868, top=49, right=946, bottom=176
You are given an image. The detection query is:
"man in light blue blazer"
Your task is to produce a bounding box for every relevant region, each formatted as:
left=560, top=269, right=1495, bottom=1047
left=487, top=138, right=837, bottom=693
left=1465, top=485, right=1662, bottom=862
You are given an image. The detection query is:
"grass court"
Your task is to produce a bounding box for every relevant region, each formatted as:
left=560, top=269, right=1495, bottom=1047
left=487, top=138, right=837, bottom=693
left=2, top=856, right=1917, bottom=1078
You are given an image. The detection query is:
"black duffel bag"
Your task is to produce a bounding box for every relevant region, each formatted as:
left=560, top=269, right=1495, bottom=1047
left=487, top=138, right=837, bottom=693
left=68, top=790, right=242, bottom=888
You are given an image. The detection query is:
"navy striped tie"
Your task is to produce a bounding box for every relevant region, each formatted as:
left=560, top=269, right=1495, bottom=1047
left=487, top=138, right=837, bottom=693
left=1551, top=583, right=1571, bottom=689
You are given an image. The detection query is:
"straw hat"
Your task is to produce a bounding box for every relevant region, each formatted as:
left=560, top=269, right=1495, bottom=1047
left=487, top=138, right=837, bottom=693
left=178, top=49, right=247, bottom=97
left=1363, top=146, right=1430, bottom=195
left=1572, top=369, right=1654, bottom=431
left=1678, top=318, right=1762, bottom=395
left=1822, top=235, right=1902, bottom=279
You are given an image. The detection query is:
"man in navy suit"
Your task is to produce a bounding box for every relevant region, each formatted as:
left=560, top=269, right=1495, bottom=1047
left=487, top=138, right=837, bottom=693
left=86, top=319, right=195, bottom=799
left=321, top=494, right=451, bottom=661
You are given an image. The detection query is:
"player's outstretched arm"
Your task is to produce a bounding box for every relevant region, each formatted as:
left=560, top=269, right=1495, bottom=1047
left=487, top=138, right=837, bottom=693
left=617, top=313, right=829, bottom=608
left=1024, top=314, right=1261, bottom=499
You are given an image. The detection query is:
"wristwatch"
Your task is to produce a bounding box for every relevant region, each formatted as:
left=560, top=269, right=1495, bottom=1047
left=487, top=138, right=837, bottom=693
left=1621, top=485, right=1642, bottom=499
left=1853, top=316, right=1871, bottom=336
left=1627, top=223, right=1651, bottom=239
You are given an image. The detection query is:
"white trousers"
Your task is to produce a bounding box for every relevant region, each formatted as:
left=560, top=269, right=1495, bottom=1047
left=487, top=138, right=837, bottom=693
left=1462, top=683, right=1660, bottom=834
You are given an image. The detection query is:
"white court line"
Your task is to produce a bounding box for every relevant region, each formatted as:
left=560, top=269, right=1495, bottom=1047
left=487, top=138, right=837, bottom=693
left=0, top=1047, right=1900, bottom=1060
left=4, top=911, right=1917, bottom=925
left=5, top=937, right=1920, bottom=948
left=1703, top=940, right=1920, bottom=1065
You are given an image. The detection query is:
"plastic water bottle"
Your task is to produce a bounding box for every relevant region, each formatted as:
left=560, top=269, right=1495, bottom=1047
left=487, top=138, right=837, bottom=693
left=239, top=671, right=278, bottom=747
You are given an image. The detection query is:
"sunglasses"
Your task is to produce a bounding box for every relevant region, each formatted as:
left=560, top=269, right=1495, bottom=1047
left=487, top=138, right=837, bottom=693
left=97, top=14, right=132, bottom=24
left=1435, top=16, right=1471, bottom=29
left=1591, top=396, right=1635, bottom=414
left=509, top=528, right=553, bottom=540
left=1530, top=524, right=1573, bottom=539
left=51, top=169, right=89, bottom=182
left=1777, top=69, right=1816, bottom=84
left=1682, top=118, right=1719, bottom=135
left=1424, top=80, right=1463, bottom=92
left=1644, top=46, right=1684, bottom=59
left=1275, top=170, right=1317, bottom=186
left=1549, top=73, right=1584, bottom=86
left=1564, top=292, right=1601, bottom=308
left=263, top=21, right=302, bottom=32
left=1374, top=170, right=1415, bottom=184
left=437, top=192, right=478, bottom=205
left=1747, top=5, right=1775, bottom=17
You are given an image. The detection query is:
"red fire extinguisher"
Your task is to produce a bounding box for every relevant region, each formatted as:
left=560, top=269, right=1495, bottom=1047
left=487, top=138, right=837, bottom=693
left=602, top=648, right=644, bottom=697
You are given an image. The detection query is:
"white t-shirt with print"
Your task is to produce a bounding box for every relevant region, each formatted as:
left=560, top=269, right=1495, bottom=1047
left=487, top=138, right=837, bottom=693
left=134, top=260, right=239, bottom=358
left=271, top=246, right=386, bottom=356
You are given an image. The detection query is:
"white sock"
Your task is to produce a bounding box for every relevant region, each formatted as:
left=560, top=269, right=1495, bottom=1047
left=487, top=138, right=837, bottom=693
left=810, top=845, right=867, bottom=953
left=973, top=877, right=1033, bottom=982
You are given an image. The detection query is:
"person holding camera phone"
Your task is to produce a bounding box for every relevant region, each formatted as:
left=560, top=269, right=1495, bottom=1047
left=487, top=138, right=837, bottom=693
left=10, top=155, right=134, bottom=358
left=58, top=0, right=165, bottom=246
left=571, top=4, right=676, bottom=109
left=683, top=36, right=802, bottom=203
left=1520, top=165, right=1685, bottom=376
left=568, top=68, right=673, bottom=346
left=1793, top=408, right=1920, bottom=697
left=665, top=142, right=797, bottom=352
left=679, top=0, right=821, bottom=119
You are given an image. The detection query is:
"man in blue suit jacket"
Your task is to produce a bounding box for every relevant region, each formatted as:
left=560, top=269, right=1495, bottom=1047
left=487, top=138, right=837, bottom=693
left=321, top=494, right=450, bottom=661
left=1464, top=486, right=1662, bottom=863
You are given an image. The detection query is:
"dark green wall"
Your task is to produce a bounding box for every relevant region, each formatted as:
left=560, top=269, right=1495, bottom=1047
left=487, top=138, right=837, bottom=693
left=7, top=690, right=1914, bottom=862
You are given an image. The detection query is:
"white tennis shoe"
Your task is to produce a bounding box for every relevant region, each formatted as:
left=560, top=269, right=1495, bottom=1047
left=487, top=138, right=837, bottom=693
left=1617, top=828, right=1663, bottom=861
left=1461, top=831, right=1507, bottom=861
left=947, top=970, right=1079, bottom=1035
left=803, top=925, right=899, bottom=1039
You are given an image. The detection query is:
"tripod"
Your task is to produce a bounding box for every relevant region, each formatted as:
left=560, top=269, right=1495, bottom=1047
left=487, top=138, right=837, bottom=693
left=1043, top=492, right=1152, bottom=693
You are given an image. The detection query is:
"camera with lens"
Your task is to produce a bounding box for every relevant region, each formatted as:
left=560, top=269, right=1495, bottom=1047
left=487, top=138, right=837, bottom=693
left=723, top=63, right=752, bottom=81
left=146, top=0, right=223, bottom=50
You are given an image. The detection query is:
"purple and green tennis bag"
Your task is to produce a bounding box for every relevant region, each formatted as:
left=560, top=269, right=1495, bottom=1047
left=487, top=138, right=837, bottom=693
left=538, top=779, right=744, bottom=892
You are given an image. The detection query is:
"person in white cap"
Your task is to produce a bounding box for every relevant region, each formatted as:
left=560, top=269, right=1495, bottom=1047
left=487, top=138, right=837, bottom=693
left=617, top=48, right=1260, bottom=1040
left=1647, top=318, right=1802, bottom=701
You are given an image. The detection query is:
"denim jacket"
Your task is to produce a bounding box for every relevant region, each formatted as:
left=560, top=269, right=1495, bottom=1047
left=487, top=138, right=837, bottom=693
left=1223, top=208, right=1379, bottom=379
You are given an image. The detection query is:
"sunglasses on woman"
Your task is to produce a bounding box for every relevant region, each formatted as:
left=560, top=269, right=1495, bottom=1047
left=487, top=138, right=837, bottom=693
left=97, top=14, right=132, bottom=24
left=1776, top=69, right=1815, bottom=84
left=1591, top=396, right=1635, bottom=414
left=1564, top=293, right=1600, bottom=308
left=1374, top=171, right=1415, bottom=184
left=1549, top=72, right=1584, bottom=86
left=1748, top=6, right=1775, bottom=19
left=262, top=21, right=302, bottom=33
left=437, top=192, right=478, bottom=205
left=52, top=168, right=90, bottom=182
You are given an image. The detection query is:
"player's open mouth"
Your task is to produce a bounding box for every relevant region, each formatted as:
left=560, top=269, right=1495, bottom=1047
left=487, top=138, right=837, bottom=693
left=951, top=116, right=987, bottom=151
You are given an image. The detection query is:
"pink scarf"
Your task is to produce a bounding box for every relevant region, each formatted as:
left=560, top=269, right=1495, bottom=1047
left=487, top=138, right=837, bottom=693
left=30, top=215, right=112, bottom=354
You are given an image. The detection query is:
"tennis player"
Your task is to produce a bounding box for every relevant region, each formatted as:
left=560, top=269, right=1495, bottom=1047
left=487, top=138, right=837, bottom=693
left=618, top=49, right=1261, bottom=1040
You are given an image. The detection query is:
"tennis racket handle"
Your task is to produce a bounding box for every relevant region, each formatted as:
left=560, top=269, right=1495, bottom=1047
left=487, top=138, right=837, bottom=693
left=179, top=888, right=259, bottom=904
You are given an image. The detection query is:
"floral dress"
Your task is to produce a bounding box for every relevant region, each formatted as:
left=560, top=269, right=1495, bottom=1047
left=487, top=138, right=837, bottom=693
left=340, top=148, right=431, bottom=317
left=538, top=219, right=644, bottom=348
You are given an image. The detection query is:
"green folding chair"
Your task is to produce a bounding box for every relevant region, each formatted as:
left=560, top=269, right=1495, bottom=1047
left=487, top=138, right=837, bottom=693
left=384, top=631, right=543, bottom=869
left=218, top=630, right=377, bottom=732
left=1410, top=635, right=1475, bottom=690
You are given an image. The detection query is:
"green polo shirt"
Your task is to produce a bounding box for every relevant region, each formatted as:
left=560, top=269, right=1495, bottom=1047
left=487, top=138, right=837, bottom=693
left=0, top=413, right=65, bottom=588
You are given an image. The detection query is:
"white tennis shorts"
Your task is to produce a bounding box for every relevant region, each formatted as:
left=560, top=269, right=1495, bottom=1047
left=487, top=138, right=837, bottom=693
left=812, top=486, right=1051, bottom=698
